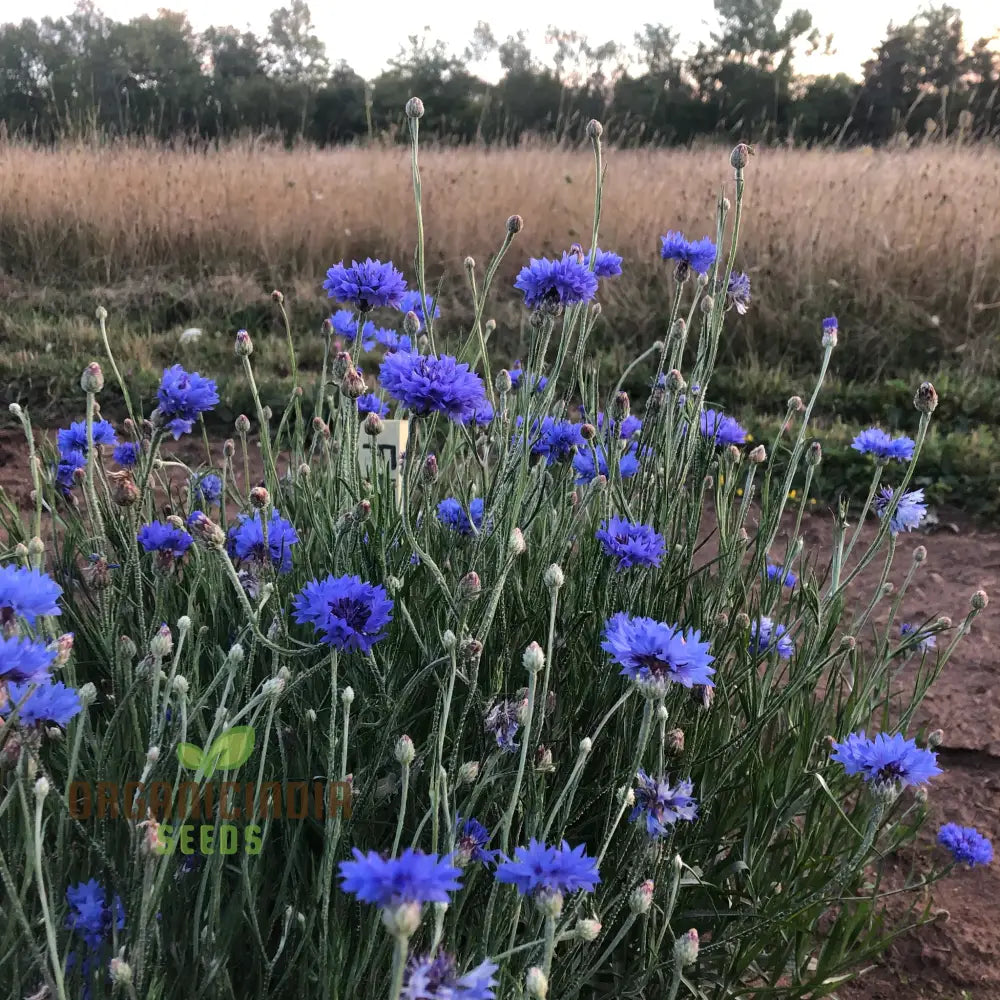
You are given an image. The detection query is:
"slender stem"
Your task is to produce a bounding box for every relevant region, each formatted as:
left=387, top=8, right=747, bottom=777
left=387, top=934, right=409, bottom=1000
left=391, top=762, right=411, bottom=859
left=33, top=792, right=67, bottom=1000
left=499, top=666, right=539, bottom=854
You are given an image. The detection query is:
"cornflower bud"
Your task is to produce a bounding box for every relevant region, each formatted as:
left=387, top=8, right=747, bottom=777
left=458, top=761, right=480, bottom=784
left=735, top=612, right=751, bottom=630
left=400, top=310, right=420, bottom=337
left=223, top=438, right=236, bottom=457
left=341, top=686, right=355, bottom=706
left=172, top=675, right=189, bottom=697
left=971, top=590, right=988, bottom=611
left=150, top=624, right=173, bottom=659
left=298, top=462, right=310, bottom=479
left=731, top=143, right=751, bottom=170
left=913, top=545, right=927, bottom=563
left=522, top=641, right=545, bottom=674
left=821, top=316, right=838, bottom=348
left=926, top=728, right=944, bottom=749
left=331, top=351, right=352, bottom=382
left=459, top=572, right=481, bottom=601
left=914, top=381, right=938, bottom=413
left=235, top=414, right=251, bottom=435
left=234, top=329, right=253, bottom=356
left=807, top=442, right=822, bottom=466
left=525, top=967, right=548, bottom=999
left=535, top=746, right=555, bottom=773
left=109, top=954, right=133, bottom=985
left=460, top=636, right=484, bottom=664
left=34, top=775, right=50, bottom=800
left=749, top=444, right=767, bottom=464
left=840, top=635, right=857, bottom=651
left=629, top=879, right=654, bottom=914
left=80, top=362, right=104, bottom=394
left=579, top=737, right=593, bottom=755
left=363, top=412, right=383, bottom=437
left=342, top=367, right=366, bottom=399
left=586, top=119, right=603, bottom=139
left=787, top=395, right=804, bottom=412
left=580, top=423, right=597, bottom=441
left=188, top=511, right=226, bottom=550
left=506, top=214, right=523, bottom=235
left=674, top=929, right=699, bottom=966
left=405, top=96, right=424, bottom=119
left=727, top=445, right=740, bottom=463
left=51, top=633, right=75, bottom=667
left=382, top=900, right=421, bottom=938
left=543, top=564, right=564, bottom=590
left=423, top=454, right=439, bottom=484
left=496, top=369, right=512, bottom=394
left=612, top=391, right=630, bottom=422
left=509, top=527, right=526, bottom=555
left=395, top=735, right=415, bottom=766
left=146, top=746, right=160, bottom=764
left=119, top=635, right=138, bottom=660
left=250, top=486, right=269, bottom=509
left=576, top=918, right=602, bottom=941
left=666, top=728, right=685, bottom=754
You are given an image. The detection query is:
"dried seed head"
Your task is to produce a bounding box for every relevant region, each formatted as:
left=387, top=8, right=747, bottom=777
left=108, top=470, right=140, bottom=507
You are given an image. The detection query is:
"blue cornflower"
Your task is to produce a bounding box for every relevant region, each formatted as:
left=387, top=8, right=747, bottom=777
left=595, top=518, right=665, bottom=571
left=375, top=328, right=414, bottom=354
left=330, top=309, right=358, bottom=338
left=515, top=417, right=584, bottom=464
left=456, top=817, right=499, bottom=866
left=112, top=442, right=141, bottom=468
left=727, top=271, right=751, bottom=314
left=514, top=256, right=599, bottom=310
left=1, top=680, right=82, bottom=726
left=341, top=319, right=378, bottom=351
left=137, top=521, right=194, bottom=561
left=357, top=393, right=390, bottom=418
left=660, top=231, right=717, bottom=277
left=584, top=248, right=623, bottom=278
left=700, top=409, right=748, bottom=447
left=631, top=770, right=698, bottom=838
left=55, top=449, right=87, bottom=495
left=874, top=487, right=927, bottom=535
left=938, top=823, right=993, bottom=867
left=749, top=617, right=794, bottom=659
left=900, top=622, right=936, bottom=653
left=495, top=840, right=601, bottom=897
left=57, top=419, right=117, bottom=457
left=379, top=352, right=487, bottom=424
left=602, top=613, right=715, bottom=696
left=586, top=411, right=642, bottom=440
left=339, top=848, right=461, bottom=907
left=156, top=365, right=220, bottom=440
left=831, top=731, right=940, bottom=788
left=0, top=636, right=56, bottom=683
left=324, top=258, right=407, bottom=312
left=573, top=444, right=641, bottom=484
left=398, top=290, right=441, bottom=330
left=437, top=497, right=486, bottom=536
left=823, top=316, right=838, bottom=334
left=192, top=474, right=222, bottom=508
left=227, top=510, right=299, bottom=573
left=765, top=564, right=797, bottom=588
left=65, top=879, right=125, bottom=951
left=0, top=564, right=62, bottom=625
left=471, top=400, right=494, bottom=426
left=485, top=699, right=520, bottom=752
left=402, top=953, right=498, bottom=1000
left=852, top=428, right=915, bottom=463
left=293, top=573, right=393, bottom=653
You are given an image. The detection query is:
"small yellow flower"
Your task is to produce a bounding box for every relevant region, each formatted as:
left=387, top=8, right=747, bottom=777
left=809, top=498, right=817, bottom=506
left=788, top=490, right=798, bottom=500
left=736, top=488, right=744, bottom=496
left=719, top=475, right=725, bottom=485
left=746, top=434, right=754, bottom=442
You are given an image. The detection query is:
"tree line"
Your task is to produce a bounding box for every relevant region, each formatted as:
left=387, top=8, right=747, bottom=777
left=0, top=0, right=997, bottom=146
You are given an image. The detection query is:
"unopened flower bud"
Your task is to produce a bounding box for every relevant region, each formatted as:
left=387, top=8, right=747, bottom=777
left=579, top=422, right=597, bottom=442
left=81, top=362, right=104, bottom=394
left=586, top=118, right=603, bottom=139
left=576, top=918, right=601, bottom=941
left=691, top=684, right=713, bottom=711
left=936, top=616, right=952, bottom=630
left=382, top=900, right=421, bottom=938
left=119, top=635, right=138, bottom=660
left=109, top=954, right=132, bottom=985
left=971, top=590, right=988, bottom=611
left=146, top=746, right=160, bottom=764
left=787, top=395, right=804, bottom=412
left=611, top=391, right=630, bottom=422
left=665, top=369, right=685, bottom=393
left=914, top=381, right=938, bottom=413
left=172, top=675, right=189, bottom=696
left=341, top=367, right=366, bottom=399
left=51, top=632, right=75, bottom=666
left=150, top=624, right=173, bottom=659
left=735, top=612, right=751, bottom=630
left=234, top=329, right=253, bottom=356
left=395, top=735, right=415, bottom=766
left=459, top=572, right=481, bottom=600
left=913, top=545, right=927, bottom=563
left=223, top=438, right=236, bottom=457
left=422, top=454, right=438, bottom=484
left=730, top=143, right=751, bottom=170
left=331, top=350, right=352, bottom=381
left=522, top=641, right=545, bottom=674
left=235, top=414, right=251, bottom=435
left=535, top=745, right=555, bottom=773
left=188, top=511, right=227, bottom=550
left=363, top=412, right=383, bottom=437
left=630, top=879, right=654, bottom=914
left=666, top=728, right=685, bottom=754
left=460, top=636, right=484, bottom=664
left=298, top=462, right=310, bottom=479
left=807, top=441, right=822, bottom=466
left=509, top=527, right=526, bottom=556
left=840, top=635, right=857, bottom=651
left=495, top=369, right=513, bottom=395
left=926, top=728, right=944, bottom=749
left=108, top=469, right=140, bottom=507
left=506, top=214, right=524, bottom=236
left=656, top=703, right=668, bottom=723
left=525, top=967, right=548, bottom=999
left=405, top=96, right=424, bottom=119
left=458, top=761, right=480, bottom=784
left=821, top=316, right=838, bottom=348
left=249, top=486, right=269, bottom=509
left=34, top=775, right=50, bottom=800
left=674, top=928, right=699, bottom=966
left=341, top=686, right=355, bottom=706
left=543, top=564, right=564, bottom=590
left=306, top=709, right=317, bottom=723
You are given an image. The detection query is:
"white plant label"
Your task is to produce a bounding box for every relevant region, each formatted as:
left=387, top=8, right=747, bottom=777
left=358, top=419, right=408, bottom=501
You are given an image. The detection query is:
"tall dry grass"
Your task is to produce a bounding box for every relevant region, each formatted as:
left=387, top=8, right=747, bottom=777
left=0, top=141, right=998, bottom=375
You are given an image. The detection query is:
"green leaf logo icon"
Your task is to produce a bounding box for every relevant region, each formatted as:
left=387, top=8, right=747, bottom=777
left=176, top=743, right=205, bottom=770
left=175, top=726, right=256, bottom=778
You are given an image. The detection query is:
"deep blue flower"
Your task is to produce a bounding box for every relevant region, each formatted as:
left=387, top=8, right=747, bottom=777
left=324, top=258, right=408, bottom=312
left=584, top=248, right=623, bottom=278
left=470, top=400, right=494, bottom=426
left=57, top=420, right=117, bottom=457
left=515, top=417, right=584, bottom=464
left=749, top=617, right=794, bottom=659
left=1, top=680, right=82, bottom=726
left=660, top=231, right=717, bottom=276
left=852, top=428, right=915, bottom=463
left=339, top=848, right=461, bottom=907
left=341, top=319, right=378, bottom=351
left=331, top=309, right=358, bottom=338
left=192, top=474, right=222, bottom=508
left=65, top=879, right=125, bottom=951
left=437, top=497, right=486, bottom=536
left=138, top=521, right=193, bottom=560
left=573, top=444, right=641, bottom=484
left=938, top=823, right=993, bottom=867
left=226, top=510, right=299, bottom=573
left=456, top=817, right=499, bottom=865
left=398, top=290, right=441, bottom=330
left=874, top=487, right=927, bottom=535
left=585, top=411, right=642, bottom=440
left=0, top=564, right=62, bottom=625
left=0, top=636, right=56, bottom=683
left=484, top=699, right=520, bottom=752
left=112, top=442, right=141, bottom=468
left=602, top=613, right=715, bottom=695
left=495, top=839, right=600, bottom=897
left=514, top=256, right=599, bottom=310
left=357, top=394, right=390, bottom=419
left=402, top=953, right=498, bottom=1000
left=508, top=362, right=548, bottom=393
left=55, top=449, right=87, bottom=495
left=631, top=770, right=698, bottom=838
left=156, top=365, right=220, bottom=440
left=765, top=564, right=797, bottom=588
left=822, top=316, right=838, bottom=333
left=831, top=731, right=940, bottom=789
left=700, top=409, right=747, bottom=447
left=375, top=328, right=414, bottom=354
left=727, top=271, right=751, bottom=314
left=293, top=573, right=393, bottom=653
left=596, top=518, right=665, bottom=570
left=900, top=622, right=936, bottom=653
left=379, top=352, right=487, bottom=424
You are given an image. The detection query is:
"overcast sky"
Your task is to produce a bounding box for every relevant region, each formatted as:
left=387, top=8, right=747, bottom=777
left=3, top=0, right=998, bottom=81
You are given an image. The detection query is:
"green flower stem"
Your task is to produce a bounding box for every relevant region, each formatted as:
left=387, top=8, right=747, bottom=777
left=541, top=912, right=558, bottom=978
left=500, top=663, right=539, bottom=854
left=387, top=933, right=410, bottom=1000
left=33, top=790, right=67, bottom=1000
left=391, top=760, right=412, bottom=860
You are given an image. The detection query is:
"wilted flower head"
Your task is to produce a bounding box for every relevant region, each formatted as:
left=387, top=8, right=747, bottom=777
left=874, top=487, right=927, bottom=535
left=631, top=770, right=698, bottom=838
left=938, top=823, right=993, bottom=867
left=726, top=271, right=751, bottom=313
left=485, top=700, right=520, bottom=752
left=514, top=256, right=599, bottom=311
left=324, top=258, right=407, bottom=312
left=831, top=731, right=940, bottom=789
left=156, top=365, right=219, bottom=439
left=379, top=352, right=487, bottom=424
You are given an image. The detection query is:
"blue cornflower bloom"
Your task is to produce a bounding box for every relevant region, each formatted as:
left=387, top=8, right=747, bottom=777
left=485, top=700, right=520, bottom=752
left=339, top=848, right=461, bottom=907
left=874, top=487, right=927, bottom=535
left=700, top=409, right=748, bottom=447
left=765, top=564, right=797, bottom=588
left=402, top=953, right=498, bottom=1000
left=330, top=309, right=358, bottom=337
left=57, top=419, right=117, bottom=457
left=437, top=497, right=486, bottom=536
left=573, top=444, right=641, bottom=483
left=456, top=817, right=499, bottom=866
left=831, top=731, right=940, bottom=788
left=584, top=248, right=623, bottom=278
left=660, top=231, right=717, bottom=276
left=596, top=518, right=665, bottom=571
left=0, top=636, right=56, bottom=683
left=293, top=574, right=393, bottom=653
left=227, top=510, right=299, bottom=573
left=586, top=411, right=642, bottom=440
left=55, top=449, right=87, bottom=495
left=0, top=564, right=62, bottom=625
left=65, top=879, right=125, bottom=951
left=471, top=400, right=494, bottom=426
left=192, top=474, right=222, bottom=508
left=495, top=839, right=600, bottom=897
left=156, top=365, right=219, bottom=439
left=823, top=316, right=838, bottom=334
left=727, top=271, right=751, bottom=314
left=112, top=441, right=141, bottom=468
left=344, top=319, right=378, bottom=351
left=357, top=393, right=390, bottom=418
left=900, top=622, right=936, bottom=653
left=137, top=521, right=193, bottom=560
left=324, top=258, right=407, bottom=312
left=631, top=770, right=698, bottom=838
left=398, top=290, right=441, bottom=330
left=852, top=427, right=915, bottom=463
left=507, top=362, right=549, bottom=394
left=514, top=256, right=599, bottom=310
left=602, top=613, right=715, bottom=696
left=749, top=617, right=794, bottom=659
left=379, top=352, right=487, bottom=424
left=515, top=417, right=584, bottom=464
left=1, top=680, right=82, bottom=726
left=938, top=823, right=993, bottom=867
left=375, top=328, right=413, bottom=354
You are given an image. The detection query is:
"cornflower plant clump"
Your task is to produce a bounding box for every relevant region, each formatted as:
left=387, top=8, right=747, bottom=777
left=0, top=101, right=989, bottom=1000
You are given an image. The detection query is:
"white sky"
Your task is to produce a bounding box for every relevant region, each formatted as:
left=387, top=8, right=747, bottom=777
left=3, top=0, right=998, bottom=81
